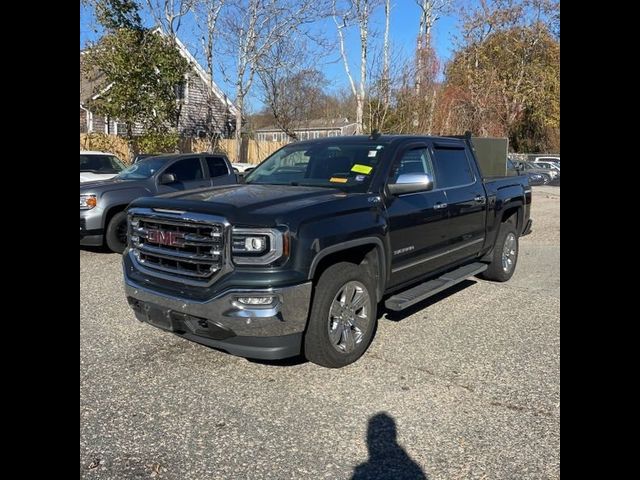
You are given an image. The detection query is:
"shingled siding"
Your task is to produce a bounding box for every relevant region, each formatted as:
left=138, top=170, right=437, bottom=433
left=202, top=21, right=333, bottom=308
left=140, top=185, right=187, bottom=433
left=80, top=69, right=234, bottom=137
left=178, top=73, right=233, bottom=137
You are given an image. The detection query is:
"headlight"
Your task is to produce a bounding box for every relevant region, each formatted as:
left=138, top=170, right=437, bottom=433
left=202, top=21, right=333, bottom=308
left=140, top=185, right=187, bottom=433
left=232, top=228, right=287, bottom=265
left=80, top=194, right=97, bottom=210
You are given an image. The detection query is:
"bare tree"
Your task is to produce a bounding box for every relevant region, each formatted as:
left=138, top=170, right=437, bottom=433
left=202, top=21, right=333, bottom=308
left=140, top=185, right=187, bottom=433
left=260, top=68, right=328, bottom=140
left=414, top=0, right=450, bottom=95
left=215, top=0, right=327, bottom=160
left=333, top=0, right=379, bottom=134
left=145, top=0, right=194, bottom=37
left=382, top=0, right=391, bottom=108
left=193, top=0, right=229, bottom=150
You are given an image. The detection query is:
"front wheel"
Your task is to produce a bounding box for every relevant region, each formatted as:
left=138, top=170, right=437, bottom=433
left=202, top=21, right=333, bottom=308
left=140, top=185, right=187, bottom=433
left=105, top=211, right=128, bottom=254
left=304, top=262, right=378, bottom=368
left=479, top=218, right=519, bottom=282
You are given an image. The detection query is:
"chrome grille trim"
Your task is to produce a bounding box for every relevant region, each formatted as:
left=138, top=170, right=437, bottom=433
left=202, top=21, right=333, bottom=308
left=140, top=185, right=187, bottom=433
left=127, top=207, right=231, bottom=286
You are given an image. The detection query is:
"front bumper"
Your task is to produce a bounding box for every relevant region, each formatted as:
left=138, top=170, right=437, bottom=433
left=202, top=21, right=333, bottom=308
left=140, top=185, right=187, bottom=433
left=80, top=210, right=105, bottom=246
left=124, top=277, right=313, bottom=360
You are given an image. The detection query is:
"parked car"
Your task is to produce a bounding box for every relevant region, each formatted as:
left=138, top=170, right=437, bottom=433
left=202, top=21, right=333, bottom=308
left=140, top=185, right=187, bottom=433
left=231, top=162, right=255, bottom=177
left=522, top=162, right=558, bottom=184
left=532, top=160, right=560, bottom=173
left=525, top=172, right=547, bottom=186
left=133, top=153, right=160, bottom=163
left=80, top=151, right=127, bottom=183
left=533, top=156, right=560, bottom=165
left=81, top=152, right=237, bottom=253
left=509, top=160, right=549, bottom=185
left=123, top=134, right=532, bottom=368
left=232, top=162, right=254, bottom=173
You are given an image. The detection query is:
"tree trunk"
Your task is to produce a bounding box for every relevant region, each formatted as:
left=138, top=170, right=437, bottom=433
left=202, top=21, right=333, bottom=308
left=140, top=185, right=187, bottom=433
left=382, top=0, right=390, bottom=108
left=357, top=3, right=368, bottom=134
left=235, top=85, right=243, bottom=162
left=426, top=87, right=436, bottom=134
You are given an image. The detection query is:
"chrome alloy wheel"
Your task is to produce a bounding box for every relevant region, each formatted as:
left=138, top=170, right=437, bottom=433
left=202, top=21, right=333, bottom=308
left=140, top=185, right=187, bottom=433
left=327, top=281, right=372, bottom=354
left=502, top=232, right=517, bottom=273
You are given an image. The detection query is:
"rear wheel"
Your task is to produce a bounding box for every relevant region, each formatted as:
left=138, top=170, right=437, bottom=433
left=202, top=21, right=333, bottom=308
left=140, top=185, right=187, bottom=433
left=304, top=262, right=377, bottom=368
left=479, top=217, right=519, bottom=282
left=105, top=211, right=128, bottom=254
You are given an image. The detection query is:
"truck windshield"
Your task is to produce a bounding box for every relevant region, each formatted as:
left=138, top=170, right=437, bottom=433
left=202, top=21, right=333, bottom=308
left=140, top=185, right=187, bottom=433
left=244, top=143, right=386, bottom=192
left=115, top=157, right=168, bottom=180
left=80, top=154, right=126, bottom=174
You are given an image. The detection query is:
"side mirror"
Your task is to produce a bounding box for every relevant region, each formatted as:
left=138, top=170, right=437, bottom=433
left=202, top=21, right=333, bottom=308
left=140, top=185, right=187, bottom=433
left=159, top=173, right=177, bottom=184
left=388, top=173, right=434, bottom=196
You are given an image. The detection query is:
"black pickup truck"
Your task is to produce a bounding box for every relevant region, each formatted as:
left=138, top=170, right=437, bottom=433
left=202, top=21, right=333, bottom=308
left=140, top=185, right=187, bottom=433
left=123, top=134, right=532, bottom=368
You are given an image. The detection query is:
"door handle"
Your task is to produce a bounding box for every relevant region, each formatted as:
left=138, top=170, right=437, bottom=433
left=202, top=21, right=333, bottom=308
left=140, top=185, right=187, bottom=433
left=474, top=195, right=486, bottom=204
left=433, top=202, right=448, bottom=210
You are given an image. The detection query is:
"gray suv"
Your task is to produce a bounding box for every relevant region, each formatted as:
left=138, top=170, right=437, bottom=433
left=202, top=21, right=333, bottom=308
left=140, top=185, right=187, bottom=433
left=80, top=152, right=237, bottom=253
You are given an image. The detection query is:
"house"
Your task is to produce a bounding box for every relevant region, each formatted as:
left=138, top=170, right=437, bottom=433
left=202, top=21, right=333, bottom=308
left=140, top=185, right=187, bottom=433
left=255, top=118, right=358, bottom=142
left=80, top=32, right=238, bottom=139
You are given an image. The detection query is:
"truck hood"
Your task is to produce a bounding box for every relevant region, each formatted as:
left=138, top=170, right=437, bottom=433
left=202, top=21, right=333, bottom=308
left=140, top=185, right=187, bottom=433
left=130, top=184, right=372, bottom=227
left=80, top=177, right=148, bottom=194
left=80, top=172, right=118, bottom=183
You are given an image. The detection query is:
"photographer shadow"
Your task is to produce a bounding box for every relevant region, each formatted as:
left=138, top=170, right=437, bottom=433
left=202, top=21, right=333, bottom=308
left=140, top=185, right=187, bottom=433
left=352, top=412, right=428, bottom=480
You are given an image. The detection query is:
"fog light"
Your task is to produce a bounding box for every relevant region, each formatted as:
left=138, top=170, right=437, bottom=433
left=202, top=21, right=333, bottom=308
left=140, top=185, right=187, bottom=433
left=236, top=296, right=274, bottom=305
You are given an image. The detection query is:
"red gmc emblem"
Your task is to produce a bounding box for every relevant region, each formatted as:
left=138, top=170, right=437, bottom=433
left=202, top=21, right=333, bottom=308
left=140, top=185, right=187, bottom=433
left=147, top=229, right=184, bottom=247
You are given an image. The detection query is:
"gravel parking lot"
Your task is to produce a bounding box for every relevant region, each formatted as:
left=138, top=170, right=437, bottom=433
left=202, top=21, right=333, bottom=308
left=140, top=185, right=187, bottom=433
left=80, top=186, right=559, bottom=479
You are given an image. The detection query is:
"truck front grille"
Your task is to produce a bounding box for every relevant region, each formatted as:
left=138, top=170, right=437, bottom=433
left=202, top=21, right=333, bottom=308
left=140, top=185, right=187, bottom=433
left=128, top=212, right=226, bottom=285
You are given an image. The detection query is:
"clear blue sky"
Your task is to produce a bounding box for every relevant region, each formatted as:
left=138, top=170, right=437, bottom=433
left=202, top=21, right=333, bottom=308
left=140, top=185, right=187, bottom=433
left=80, top=1, right=461, bottom=112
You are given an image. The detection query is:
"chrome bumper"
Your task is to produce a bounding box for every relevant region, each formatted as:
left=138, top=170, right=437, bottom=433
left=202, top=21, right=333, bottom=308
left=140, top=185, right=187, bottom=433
left=124, top=277, right=313, bottom=337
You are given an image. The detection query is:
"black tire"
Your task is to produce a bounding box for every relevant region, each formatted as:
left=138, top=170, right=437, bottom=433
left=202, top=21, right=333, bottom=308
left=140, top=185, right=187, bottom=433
left=105, top=211, right=128, bottom=254
left=479, top=217, right=519, bottom=282
left=304, top=262, right=378, bottom=368
left=541, top=174, right=550, bottom=185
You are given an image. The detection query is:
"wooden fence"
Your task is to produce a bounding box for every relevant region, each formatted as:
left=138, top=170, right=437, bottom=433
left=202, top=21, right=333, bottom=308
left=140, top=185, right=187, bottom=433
left=80, top=134, right=289, bottom=165
left=80, top=133, right=133, bottom=163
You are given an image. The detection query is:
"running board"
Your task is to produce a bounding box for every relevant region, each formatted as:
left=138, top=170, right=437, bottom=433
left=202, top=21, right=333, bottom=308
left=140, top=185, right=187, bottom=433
left=384, top=262, right=488, bottom=311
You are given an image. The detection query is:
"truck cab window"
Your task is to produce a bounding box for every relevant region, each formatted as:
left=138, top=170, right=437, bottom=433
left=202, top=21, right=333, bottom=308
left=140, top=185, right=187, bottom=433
left=390, top=148, right=435, bottom=184
left=432, top=148, right=475, bottom=188
left=164, top=158, right=203, bottom=181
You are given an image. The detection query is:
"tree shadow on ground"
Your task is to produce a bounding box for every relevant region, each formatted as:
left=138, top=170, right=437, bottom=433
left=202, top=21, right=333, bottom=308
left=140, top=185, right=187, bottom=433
left=352, top=412, right=428, bottom=480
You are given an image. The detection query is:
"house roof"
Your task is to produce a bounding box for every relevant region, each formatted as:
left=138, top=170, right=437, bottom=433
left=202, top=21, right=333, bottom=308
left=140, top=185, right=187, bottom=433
left=79, top=30, right=239, bottom=116
left=80, top=52, right=107, bottom=104
left=170, top=32, right=239, bottom=117
left=255, top=118, right=356, bottom=132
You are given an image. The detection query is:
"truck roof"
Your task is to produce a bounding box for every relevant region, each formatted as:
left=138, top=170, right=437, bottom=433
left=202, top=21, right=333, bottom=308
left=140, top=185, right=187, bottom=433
left=142, top=152, right=229, bottom=161
left=290, top=134, right=466, bottom=146
left=80, top=150, right=118, bottom=155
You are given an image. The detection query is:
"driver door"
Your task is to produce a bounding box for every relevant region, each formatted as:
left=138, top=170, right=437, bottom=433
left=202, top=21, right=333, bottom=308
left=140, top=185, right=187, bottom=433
left=155, top=157, right=210, bottom=193
left=385, top=142, right=450, bottom=288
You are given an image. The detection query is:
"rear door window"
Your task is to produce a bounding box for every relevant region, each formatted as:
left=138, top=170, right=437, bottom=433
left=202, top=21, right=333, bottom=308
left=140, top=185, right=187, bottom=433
left=432, top=147, right=475, bottom=188
left=206, top=157, right=229, bottom=177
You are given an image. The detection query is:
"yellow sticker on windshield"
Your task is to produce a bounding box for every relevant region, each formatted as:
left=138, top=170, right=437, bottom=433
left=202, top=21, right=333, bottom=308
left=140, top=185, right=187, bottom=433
left=330, top=177, right=348, bottom=183
left=351, top=164, right=373, bottom=174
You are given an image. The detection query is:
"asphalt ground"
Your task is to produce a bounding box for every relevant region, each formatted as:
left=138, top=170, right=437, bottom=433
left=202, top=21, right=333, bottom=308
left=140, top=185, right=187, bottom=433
left=80, top=185, right=560, bottom=479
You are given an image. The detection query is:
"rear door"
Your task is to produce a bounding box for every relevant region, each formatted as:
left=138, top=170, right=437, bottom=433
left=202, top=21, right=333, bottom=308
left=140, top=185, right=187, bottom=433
left=431, top=142, right=486, bottom=264
left=155, top=157, right=210, bottom=193
left=386, top=142, right=450, bottom=287
left=205, top=156, right=236, bottom=186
